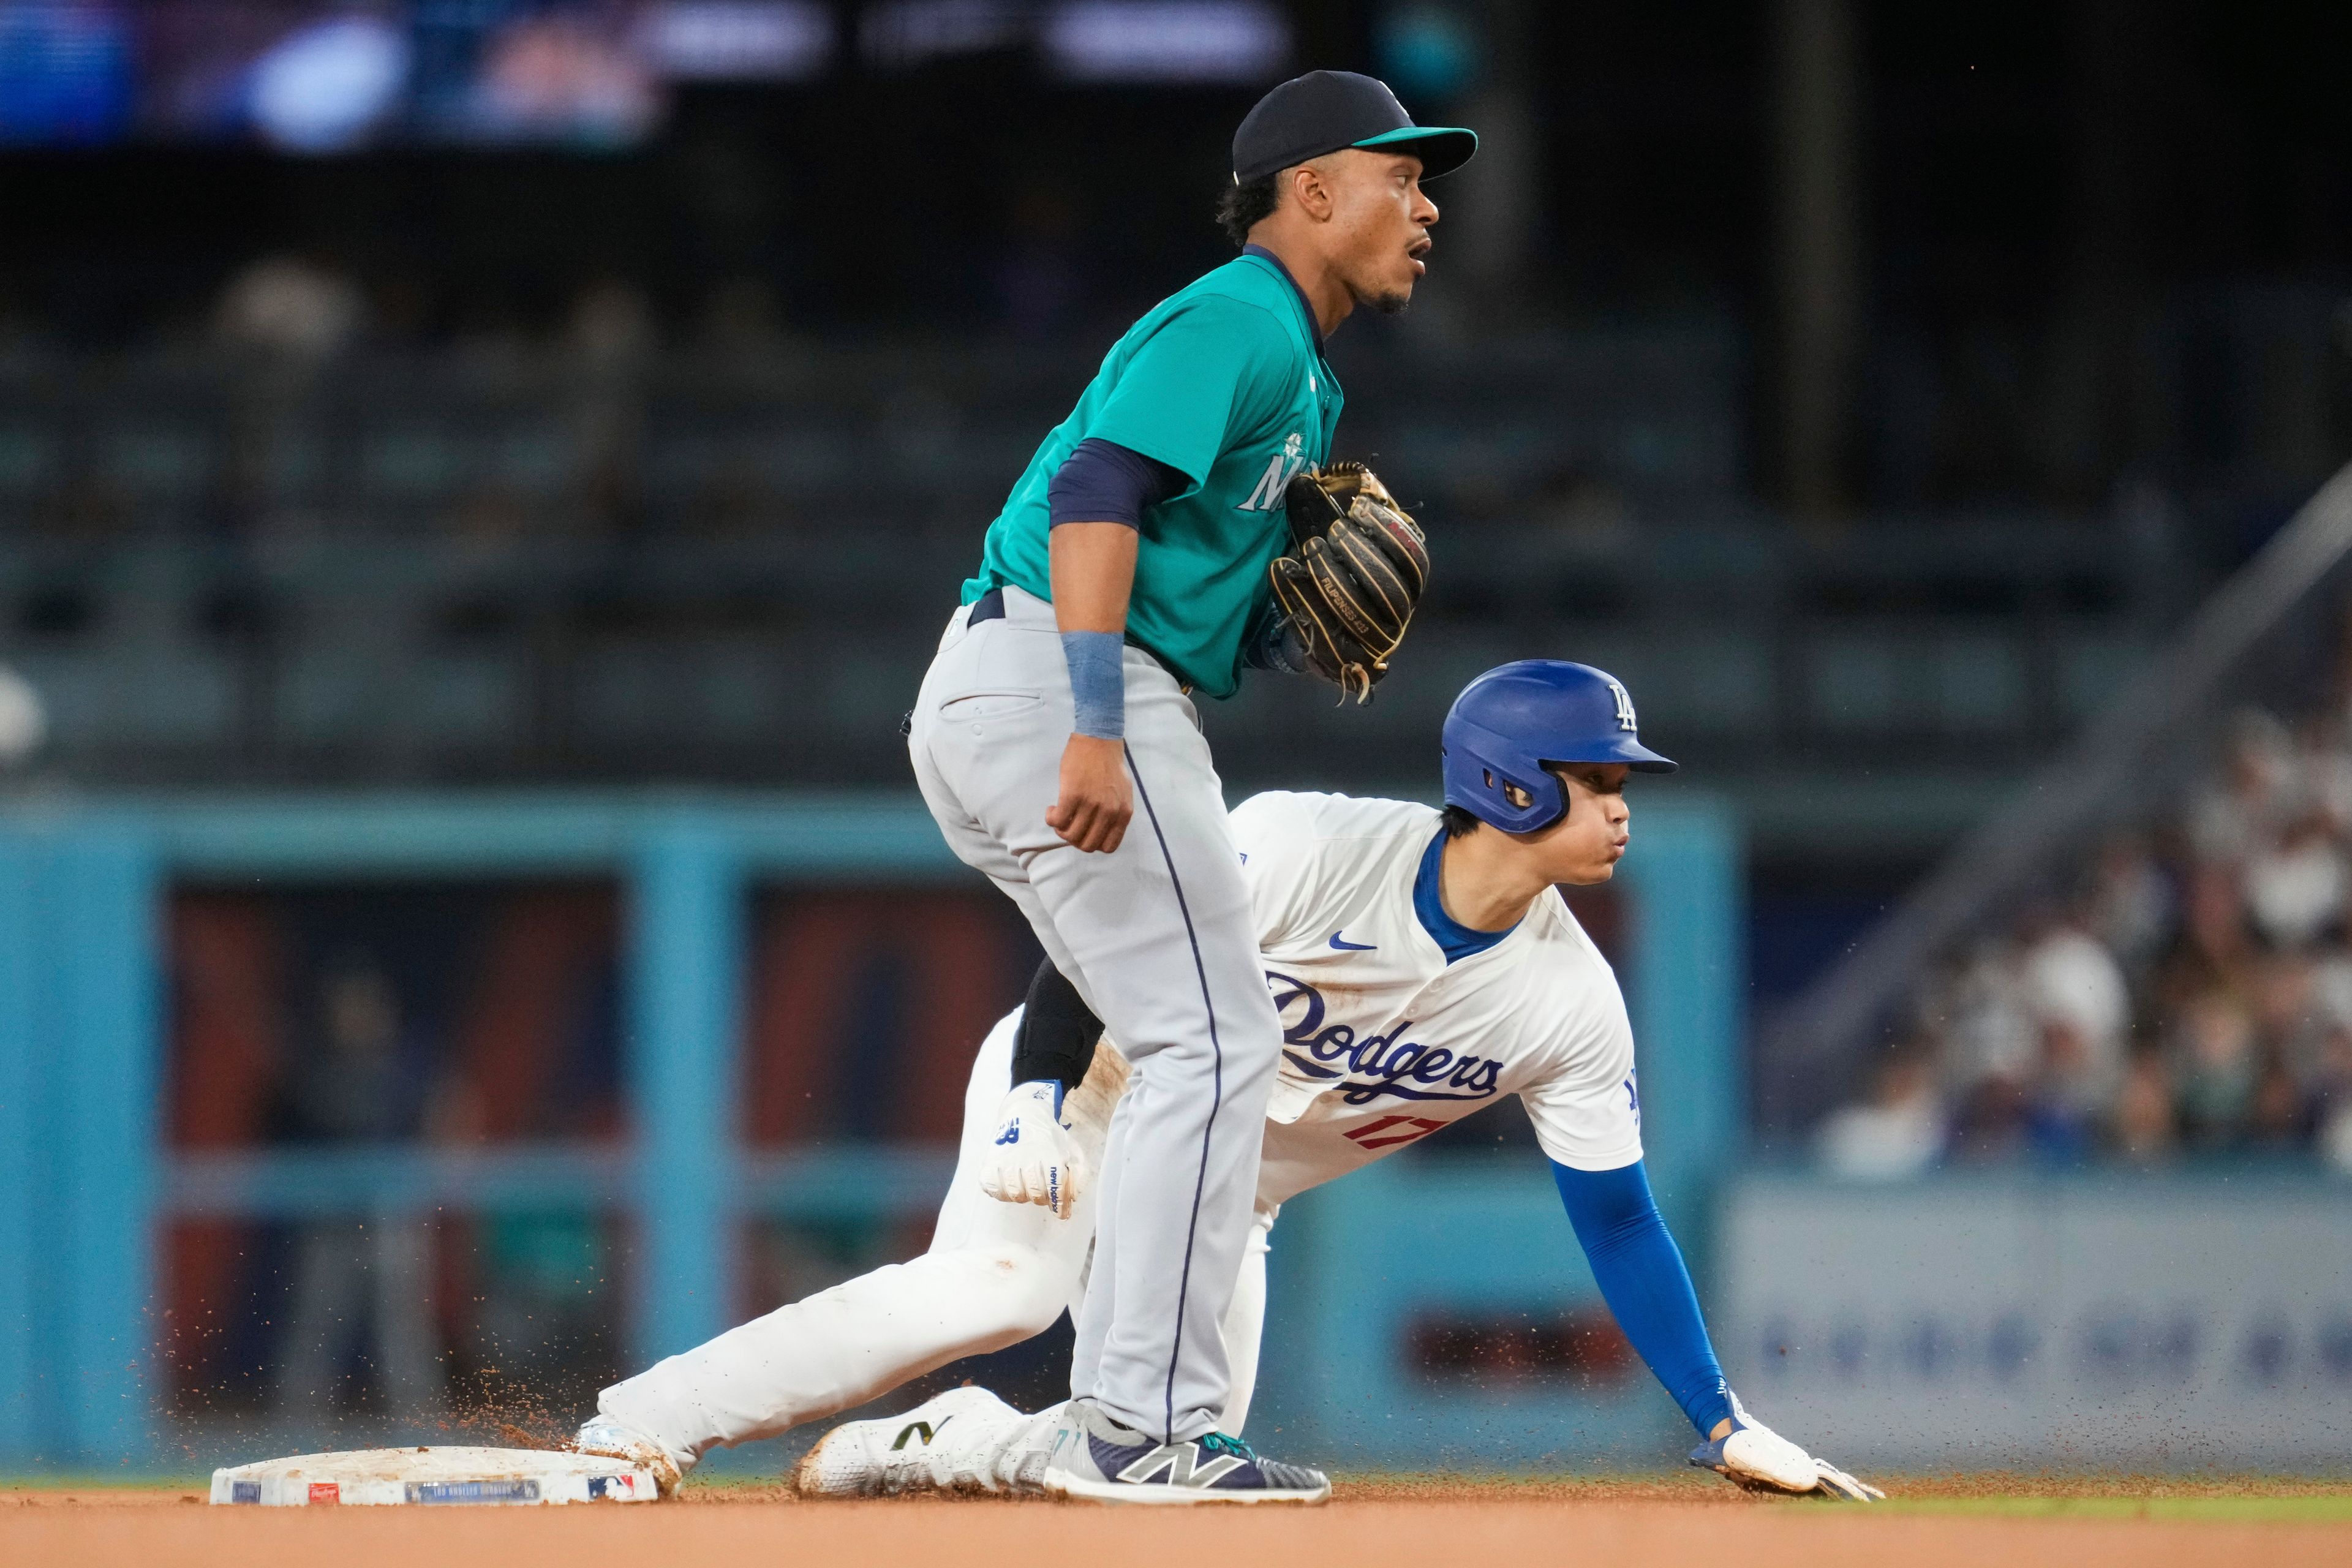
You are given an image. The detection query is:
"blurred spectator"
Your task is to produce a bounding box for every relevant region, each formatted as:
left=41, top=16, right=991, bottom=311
left=2109, top=1046, right=2176, bottom=1161
left=272, top=954, right=446, bottom=1422
left=2250, top=1043, right=2307, bottom=1147
left=1814, top=1044, right=1945, bottom=1180
left=2187, top=710, right=2295, bottom=864
left=2156, top=862, right=2255, bottom=1011
left=1947, top=1071, right=2030, bottom=1164
left=2029, top=1019, right=2106, bottom=1161
left=213, top=254, right=364, bottom=361
left=2019, top=908, right=2129, bottom=1088
left=2243, top=813, right=2345, bottom=948
left=1843, top=605, right=2352, bottom=1170
left=2081, top=832, right=2173, bottom=975
left=2308, top=949, right=2352, bottom=1042
left=1934, top=940, right=2037, bottom=1098
left=2170, top=990, right=2257, bottom=1150
left=2249, top=952, right=2320, bottom=1065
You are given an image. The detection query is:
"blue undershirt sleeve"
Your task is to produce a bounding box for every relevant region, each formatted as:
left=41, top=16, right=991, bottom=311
left=1047, top=437, right=1188, bottom=529
left=1551, top=1158, right=1735, bottom=1437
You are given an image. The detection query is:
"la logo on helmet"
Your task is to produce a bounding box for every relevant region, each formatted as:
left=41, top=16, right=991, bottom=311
left=1610, top=679, right=1637, bottom=732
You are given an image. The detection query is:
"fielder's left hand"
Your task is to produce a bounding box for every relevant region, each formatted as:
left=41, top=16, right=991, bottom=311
left=1690, top=1409, right=1884, bottom=1502
left=974, top=1080, right=1086, bottom=1219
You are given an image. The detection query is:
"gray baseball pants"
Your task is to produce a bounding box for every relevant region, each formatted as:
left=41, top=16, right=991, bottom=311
left=907, top=584, right=1280, bottom=1444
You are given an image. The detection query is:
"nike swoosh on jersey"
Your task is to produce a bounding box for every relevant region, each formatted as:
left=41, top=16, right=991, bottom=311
left=1327, top=932, right=1376, bottom=951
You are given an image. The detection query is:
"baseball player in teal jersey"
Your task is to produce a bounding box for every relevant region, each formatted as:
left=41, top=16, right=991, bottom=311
left=576, top=69, right=1464, bottom=1506
left=900, top=72, right=1473, bottom=1503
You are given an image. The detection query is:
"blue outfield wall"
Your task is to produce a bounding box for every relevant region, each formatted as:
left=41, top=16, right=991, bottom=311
left=0, top=788, right=1747, bottom=1472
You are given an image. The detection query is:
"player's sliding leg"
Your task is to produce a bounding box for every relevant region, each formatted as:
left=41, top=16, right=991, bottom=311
left=578, top=1009, right=1121, bottom=1484
left=799, top=1207, right=1275, bottom=1498
left=795, top=1386, right=1060, bottom=1497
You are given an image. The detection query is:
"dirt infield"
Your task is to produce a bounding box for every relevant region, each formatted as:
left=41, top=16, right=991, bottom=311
left=9, top=1477, right=2351, bottom=1568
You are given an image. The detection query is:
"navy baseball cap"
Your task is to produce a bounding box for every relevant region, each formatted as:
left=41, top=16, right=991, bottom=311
left=1232, top=70, right=1477, bottom=184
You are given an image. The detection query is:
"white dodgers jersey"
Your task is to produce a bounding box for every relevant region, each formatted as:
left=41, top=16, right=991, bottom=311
left=1229, top=791, right=1644, bottom=1208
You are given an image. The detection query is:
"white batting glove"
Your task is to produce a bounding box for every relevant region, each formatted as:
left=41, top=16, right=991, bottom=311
left=974, top=1080, right=1085, bottom=1219
left=1689, top=1398, right=1885, bottom=1501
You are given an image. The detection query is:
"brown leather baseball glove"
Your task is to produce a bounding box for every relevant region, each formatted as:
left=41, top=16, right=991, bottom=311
left=1266, top=462, right=1430, bottom=702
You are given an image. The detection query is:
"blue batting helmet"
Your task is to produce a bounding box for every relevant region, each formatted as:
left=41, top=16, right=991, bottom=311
left=1441, top=660, right=1676, bottom=833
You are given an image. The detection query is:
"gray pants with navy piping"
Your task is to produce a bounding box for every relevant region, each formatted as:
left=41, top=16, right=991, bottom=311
left=907, top=583, right=1279, bottom=1443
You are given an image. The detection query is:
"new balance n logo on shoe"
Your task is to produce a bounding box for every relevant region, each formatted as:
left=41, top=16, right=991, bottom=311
left=1114, top=1440, right=1244, bottom=1490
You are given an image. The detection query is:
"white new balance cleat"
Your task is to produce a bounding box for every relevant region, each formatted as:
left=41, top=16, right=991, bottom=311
left=573, top=1415, right=685, bottom=1499
left=1039, top=1400, right=1330, bottom=1505
left=794, top=1385, right=1025, bottom=1498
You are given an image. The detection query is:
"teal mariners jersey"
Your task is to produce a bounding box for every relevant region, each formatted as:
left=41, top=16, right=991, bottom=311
left=963, top=250, right=1342, bottom=699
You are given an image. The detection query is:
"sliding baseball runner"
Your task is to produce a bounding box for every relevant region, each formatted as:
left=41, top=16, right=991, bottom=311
left=575, top=663, right=1880, bottom=1504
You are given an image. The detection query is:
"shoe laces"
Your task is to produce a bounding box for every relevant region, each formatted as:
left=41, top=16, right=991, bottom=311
left=1197, top=1431, right=1258, bottom=1464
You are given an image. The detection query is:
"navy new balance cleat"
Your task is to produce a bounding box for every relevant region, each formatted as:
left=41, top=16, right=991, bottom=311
left=1041, top=1400, right=1330, bottom=1504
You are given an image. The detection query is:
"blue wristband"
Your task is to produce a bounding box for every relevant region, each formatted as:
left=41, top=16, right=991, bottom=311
left=1062, top=630, right=1125, bottom=740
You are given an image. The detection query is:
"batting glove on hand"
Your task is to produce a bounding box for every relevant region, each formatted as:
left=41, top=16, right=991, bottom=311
left=975, top=1080, right=1085, bottom=1219
left=1690, top=1404, right=1885, bottom=1502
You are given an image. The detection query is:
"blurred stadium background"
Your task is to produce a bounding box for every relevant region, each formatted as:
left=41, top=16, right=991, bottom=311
left=1, top=0, right=2350, bottom=1479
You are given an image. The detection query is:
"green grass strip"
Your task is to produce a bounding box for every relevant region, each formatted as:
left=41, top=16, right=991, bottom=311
left=1881, top=1495, right=2352, bottom=1523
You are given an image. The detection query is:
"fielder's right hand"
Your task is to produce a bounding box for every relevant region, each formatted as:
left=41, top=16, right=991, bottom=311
left=1047, top=734, right=1131, bottom=853
left=975, top=1080, right=1087, bottom=1220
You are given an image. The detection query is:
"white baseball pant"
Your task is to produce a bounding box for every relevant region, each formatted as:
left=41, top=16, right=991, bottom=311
left=592, top=1011, right=1270, bottom=1466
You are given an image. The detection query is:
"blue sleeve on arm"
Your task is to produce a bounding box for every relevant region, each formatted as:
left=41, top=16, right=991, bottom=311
left=1552, top=1159, right=1735, bottom=1438
left=1048, top=437, right=1187, bottom=529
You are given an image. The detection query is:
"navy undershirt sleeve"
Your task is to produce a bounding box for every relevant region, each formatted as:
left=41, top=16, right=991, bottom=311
left=1552, top=1158, right=1735, bottom=1436
left=1047, top=437, right=1187, bottom=529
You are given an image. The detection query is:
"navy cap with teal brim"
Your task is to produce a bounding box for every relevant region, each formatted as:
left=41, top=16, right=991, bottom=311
left=1232, top=69, right=1477, bottom=184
